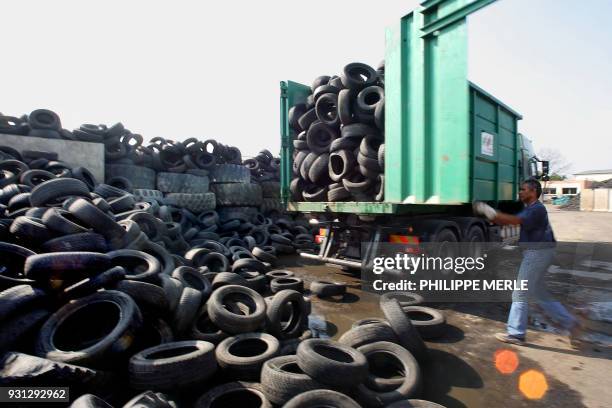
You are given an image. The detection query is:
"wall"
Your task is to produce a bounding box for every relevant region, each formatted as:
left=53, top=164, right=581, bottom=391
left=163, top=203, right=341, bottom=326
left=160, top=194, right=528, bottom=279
left=580, top=189, right=612, bottom=212
left=0, top=134, right=104, bottom=182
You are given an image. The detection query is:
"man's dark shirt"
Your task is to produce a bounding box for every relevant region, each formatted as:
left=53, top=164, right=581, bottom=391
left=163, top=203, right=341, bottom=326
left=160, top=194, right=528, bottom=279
left=517, top=200, right=556, bottom=245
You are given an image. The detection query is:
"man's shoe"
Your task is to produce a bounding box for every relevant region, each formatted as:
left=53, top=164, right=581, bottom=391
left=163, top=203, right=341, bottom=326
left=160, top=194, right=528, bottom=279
left=495, top=332, right=526, bottom=345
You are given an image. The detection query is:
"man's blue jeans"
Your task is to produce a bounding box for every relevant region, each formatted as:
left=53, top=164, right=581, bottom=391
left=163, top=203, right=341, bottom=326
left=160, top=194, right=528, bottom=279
left=507, top=248, right=577, bottom=339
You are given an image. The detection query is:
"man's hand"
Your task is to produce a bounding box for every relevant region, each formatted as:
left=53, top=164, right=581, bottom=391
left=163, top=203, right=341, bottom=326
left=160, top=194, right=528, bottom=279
left=473, top=201, right=497, bottom=221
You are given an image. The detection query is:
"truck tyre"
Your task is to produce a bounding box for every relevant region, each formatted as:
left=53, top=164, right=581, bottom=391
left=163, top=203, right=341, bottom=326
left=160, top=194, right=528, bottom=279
left=194, top=382, right=272, bottom=408
left=30, top=178, right=90, bottom=207
left=35, top=290, right=142, bottom=366
left=105, top=164, right=156, bottom=190
left=284, top=390, right=360, bottom=408
left=271, top=277, right=304, bottom=294
left=156, top=172, right=210, bottom=194
left=401, top=306, right=446, bottom=339
left=261, top=355, right=325, bottom=405
left=215, top=332, right=280, bottom=380
left=338, top=322, right=398, bottom=348
left=210, top=164, right=250, bottom=183
left=341, top=62, right=378, bottom=90
left=329, top=150, right=356, bottom=182
left=296, top=339, right=368, bottom=388
left=207, top=285, right=266, bottom=334
left=356, top=341, right=422, bottom=405
left=164, top=193, right=216, bottom=213
left=381, top=299, right=428, bottom=362
left=211, top=183, right=262, bottom=206
left=356, top=86, right=384, bottom=115
left=266, top=289, right=308, bottom=339
left=129, top=340, right=217, bottom=391
left=306, top=122, right=338, bottom=154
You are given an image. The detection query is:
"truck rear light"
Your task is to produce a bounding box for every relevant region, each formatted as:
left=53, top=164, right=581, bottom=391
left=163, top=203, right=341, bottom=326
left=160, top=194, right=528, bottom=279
left=388, top=235, right=420, bottom=244
left=315, top=235, right=324, bottom=244
left=319, top=228, right=328, bottom=237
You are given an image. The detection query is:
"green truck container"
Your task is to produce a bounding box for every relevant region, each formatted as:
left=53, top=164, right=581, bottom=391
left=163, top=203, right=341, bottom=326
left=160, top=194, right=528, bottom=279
left=279, top=0, right=548, bottom=268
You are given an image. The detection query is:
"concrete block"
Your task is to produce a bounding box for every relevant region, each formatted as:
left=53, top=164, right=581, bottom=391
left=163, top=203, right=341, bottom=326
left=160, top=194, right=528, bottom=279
left=0, top=134, right=105, bottom=182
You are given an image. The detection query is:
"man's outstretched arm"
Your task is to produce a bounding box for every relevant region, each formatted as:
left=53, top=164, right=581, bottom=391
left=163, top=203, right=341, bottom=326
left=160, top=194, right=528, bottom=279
left=473, top=202, right=522, bottom=225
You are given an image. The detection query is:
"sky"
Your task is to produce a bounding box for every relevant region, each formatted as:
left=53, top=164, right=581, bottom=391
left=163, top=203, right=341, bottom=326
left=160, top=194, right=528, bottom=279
left=1, top=0, right=611, bottom=174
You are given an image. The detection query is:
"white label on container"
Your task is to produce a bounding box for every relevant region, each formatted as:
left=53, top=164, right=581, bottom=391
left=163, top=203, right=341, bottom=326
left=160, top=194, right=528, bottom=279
left=481, top=132, right=494, bottom=156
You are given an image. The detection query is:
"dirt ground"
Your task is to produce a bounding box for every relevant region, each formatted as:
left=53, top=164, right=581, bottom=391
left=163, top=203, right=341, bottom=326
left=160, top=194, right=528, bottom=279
left=279, top=207, right=612, bottom=408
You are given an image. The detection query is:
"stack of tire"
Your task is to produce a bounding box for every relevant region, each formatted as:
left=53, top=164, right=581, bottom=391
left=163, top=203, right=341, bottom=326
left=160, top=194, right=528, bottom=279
left=0, top=109, right=74, bottom=140
left=289, top=62, right=386, bottom=203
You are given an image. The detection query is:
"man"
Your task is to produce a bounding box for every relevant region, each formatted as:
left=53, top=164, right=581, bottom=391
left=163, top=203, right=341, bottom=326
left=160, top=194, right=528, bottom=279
left=473, top=178, right=578, bottom=345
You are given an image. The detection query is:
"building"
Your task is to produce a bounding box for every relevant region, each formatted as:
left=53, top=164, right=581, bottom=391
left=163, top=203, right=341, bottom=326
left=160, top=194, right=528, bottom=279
left=541, top=179, right=591, bottom=201
left=573, top=169, right=612, bottom=182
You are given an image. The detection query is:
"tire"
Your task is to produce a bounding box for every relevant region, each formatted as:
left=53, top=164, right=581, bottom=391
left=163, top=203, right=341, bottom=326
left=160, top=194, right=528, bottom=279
left=284, top=390, right=361, bottom=408
left=401, top=306, right=446, bottom=339
left=0, top=242, right=36, bottom=288
left=387, top=401, right=447, bottom=408
left=231, top=258, right=267, bottom=273
left=329, top=150, right=356, bottom=182
left=310, top=281, right=346, bottom=298
left=210, top=164, right=250, bottom=183
left=215, top=332, right=280, bottom=380
left=311, top=75, right=331, bottom=91
left=341, top=62, right=378, bottom=90
left=69, top=394, right=113, bottom=408
left=307, top=153, right=330, bottom=185
left=35, top=290, right=143, bottom=366
left=129, top=340, right=217, bottom=391
left=338, top=322, right=398, bottom=348
left=315, top=93, right=340, bottom=128
left=30, top=178, right=90, bottom=207
left=375, top=99, right=385, bottom=131
left=66, top=198, right=126, bottom=248
left=63, top=266, right=126, bottom=300
left=356, top=341, right=422, bottom=406
left=93, top=183, right=128, bottom=199
left=260, top=181, right=280, bottom=198
left=108, top=194, right=135, bottom=213
left=19, top=169, right=56, bottom=188
left=266, top=289, right=308, bottom=339
left=172, top=266, right=212, bottom=299
left=360, top=134, right=384, bottom=159
left=194, top=382, right=272, bottom=408
left=159, top=275, right=183, bottom=314
left=297, top=108, right=318, bottom=131
left=261, top=198, right=284, bottom=214
left=0, top=284, right=46, bottom=322
left=212, top=272, right=248, bottom=290
left=380, top=292, right=424, bottom=307
left=173, top=287, right=203, bottom=335
left=341, top=123, right=380, bottom=139
left=342, top=174, right=373, bottom=194
left=261, top=355, right=325, bottom=405
left=299, top=152, right=318, bottom=182
left=306, top=122, right=338, bottom=154
left=164, top=193, right=216, bottom=213
left=356, top=86, right=384, bottom=115
left=211, top=183, right=263, bottom=206
left=296, top=339, right=368, bottom=388
left=41, top=232, right=107, bottom=253
left=338, top=89, right=356, bottom=126
left=28, top=109, right=61, bottom=130
left=71, top=167, right=98, bottom=191
left=208, top=285, right=266, bottom=334
left=24, top=252, right=111, bottom=282
left=328, top=186, right=351, bottom=202
left=190, top=305, right=228, bottom=345
left=380, top=299, right=428, bottom=362
left=357, top=152, right=381, bottom=171
left=107, top=249, right=161, bottom=283
left=9, top=216, right=55, bottom=242
left=289, top=104, right=308, bottom=132
left=302, top=185, right=327, bottom=202
left=351, top=318, right=387, bottom=329
left=253, top=247, right=277, bottom=264
left=271, top=277, right=304, bottom=294
left=198, top=252, right=230, bottom=273
left=115, top=280, right=169, bottom=315
left=156, top=172, right=210, bottom=194
left=105, top=164, right=156, bottom=190
left=42, top=208, right=89, bottom=235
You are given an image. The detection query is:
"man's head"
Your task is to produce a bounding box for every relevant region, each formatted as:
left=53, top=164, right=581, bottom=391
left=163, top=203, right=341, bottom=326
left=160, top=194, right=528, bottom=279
left=519, top=178, right=541, bottom=204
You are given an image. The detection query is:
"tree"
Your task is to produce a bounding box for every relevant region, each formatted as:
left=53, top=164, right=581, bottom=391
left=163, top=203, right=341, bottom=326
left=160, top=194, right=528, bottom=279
left=548, top=173, right=566, bottom=181
left=537, top=148, right=572, bottom=176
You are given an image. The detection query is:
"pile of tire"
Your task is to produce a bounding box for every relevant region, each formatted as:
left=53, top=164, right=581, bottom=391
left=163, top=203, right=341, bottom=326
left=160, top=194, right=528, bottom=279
left=289, top=62, right=386, bottom=203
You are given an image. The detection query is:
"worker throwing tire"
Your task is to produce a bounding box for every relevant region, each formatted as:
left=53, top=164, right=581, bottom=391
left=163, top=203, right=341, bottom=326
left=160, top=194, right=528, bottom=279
left=473, top=178, right=579, bottom=345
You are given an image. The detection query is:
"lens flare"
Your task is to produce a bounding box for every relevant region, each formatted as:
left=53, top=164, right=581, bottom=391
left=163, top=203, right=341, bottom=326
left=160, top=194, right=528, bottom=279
left=494, top=349, right=519, bottom=375
left=519, top=369, right=548, bottom=400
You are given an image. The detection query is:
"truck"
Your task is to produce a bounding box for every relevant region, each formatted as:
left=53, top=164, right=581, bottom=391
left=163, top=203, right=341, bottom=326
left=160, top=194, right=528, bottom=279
left=279, top=0, right=549, bottom=269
